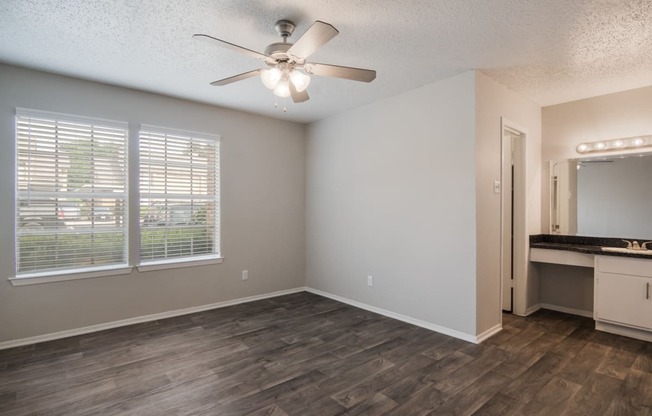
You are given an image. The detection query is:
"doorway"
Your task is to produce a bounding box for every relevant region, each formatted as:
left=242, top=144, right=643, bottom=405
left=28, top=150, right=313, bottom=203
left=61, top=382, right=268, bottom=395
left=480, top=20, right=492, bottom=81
left=501, top=121, right=526, bottom=314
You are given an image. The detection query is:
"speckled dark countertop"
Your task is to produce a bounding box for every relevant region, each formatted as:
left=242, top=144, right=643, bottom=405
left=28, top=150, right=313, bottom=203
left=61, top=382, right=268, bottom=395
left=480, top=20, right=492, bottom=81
left=530, top=234, right=652, bottom=259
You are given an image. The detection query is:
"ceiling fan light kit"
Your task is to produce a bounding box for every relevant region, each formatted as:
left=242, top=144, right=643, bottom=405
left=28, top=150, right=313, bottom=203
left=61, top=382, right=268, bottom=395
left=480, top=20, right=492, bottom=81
left=194, top=19, right=376, bottom=107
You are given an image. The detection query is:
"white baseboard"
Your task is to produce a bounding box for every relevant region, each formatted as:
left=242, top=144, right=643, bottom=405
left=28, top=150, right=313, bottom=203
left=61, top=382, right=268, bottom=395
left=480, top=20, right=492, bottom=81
left=0, top=287, right=306, bottom=351
left=476, top=324, right=503, bottom=343
left=305, top=287, right=481, bottom=343
left=540, top=303, right=593, bottom=318
left=523, top=303, right=542, bottom=316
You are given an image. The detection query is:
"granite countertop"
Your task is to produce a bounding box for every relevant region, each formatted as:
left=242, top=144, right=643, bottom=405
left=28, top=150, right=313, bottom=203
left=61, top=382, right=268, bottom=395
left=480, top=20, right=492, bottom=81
left=530, top=234, right=652, bottom=259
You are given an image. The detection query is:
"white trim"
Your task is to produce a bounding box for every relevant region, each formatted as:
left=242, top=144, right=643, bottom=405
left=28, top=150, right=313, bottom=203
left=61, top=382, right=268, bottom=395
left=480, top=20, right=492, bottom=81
left=516, top=303, right=542, bottom=316
left=501, top=118, right=528, bottom=317
left=0, top=287, right=305, bottom=350
left=9, top=266, right=133, bottom=286
left=595, top=321, right=652, bottom=343
left=305, top=287, right=479, bottom=343
left=529, top=248, right=595, bottom=268
left=476, top=323, right=503, bottom=343
left=137, top=256, right=224, bottom=272
left=540, top=303, right=593, bottom=318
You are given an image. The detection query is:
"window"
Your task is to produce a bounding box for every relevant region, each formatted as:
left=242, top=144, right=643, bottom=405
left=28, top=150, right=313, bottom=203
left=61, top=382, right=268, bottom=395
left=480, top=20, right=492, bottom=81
left=15, top=109, right=128, bottom=276
left=139, top=125, right=220, bottom=264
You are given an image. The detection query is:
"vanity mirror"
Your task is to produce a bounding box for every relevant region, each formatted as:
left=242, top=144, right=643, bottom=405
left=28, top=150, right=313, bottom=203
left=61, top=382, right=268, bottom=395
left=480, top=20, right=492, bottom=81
left=550, top=152, right=652, bottom=239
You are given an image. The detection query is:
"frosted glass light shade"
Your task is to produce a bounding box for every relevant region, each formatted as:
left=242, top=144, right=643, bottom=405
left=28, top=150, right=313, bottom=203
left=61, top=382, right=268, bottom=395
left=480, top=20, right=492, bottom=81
left=290, top=70, right=311, bottom=92
left=261, top=68, right=282, bottom=89
left=273, top=76, right=291, bottom=97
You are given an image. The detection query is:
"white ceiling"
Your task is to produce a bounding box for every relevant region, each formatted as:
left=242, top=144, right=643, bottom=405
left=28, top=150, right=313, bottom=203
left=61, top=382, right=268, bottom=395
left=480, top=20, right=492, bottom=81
left=1, top=0, right=651, bottom=123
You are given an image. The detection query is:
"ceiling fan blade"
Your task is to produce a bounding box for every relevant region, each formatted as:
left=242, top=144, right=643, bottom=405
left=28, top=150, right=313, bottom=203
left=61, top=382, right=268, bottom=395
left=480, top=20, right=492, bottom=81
left=193, top=34, right=269, bottom=60
left=289, top=82, right=310, bottom=103
left=210, top=69, right=264, bottom=86
left=303, top=63, right=376, bottom=82
left=287, top=21, right=339, bottom=59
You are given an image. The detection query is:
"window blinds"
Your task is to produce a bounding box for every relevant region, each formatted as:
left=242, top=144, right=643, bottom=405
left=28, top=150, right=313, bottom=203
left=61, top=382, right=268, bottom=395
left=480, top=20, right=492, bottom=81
left=15, top=109, right=128, bottom=275
left=139, top=125, right=220, bottom=263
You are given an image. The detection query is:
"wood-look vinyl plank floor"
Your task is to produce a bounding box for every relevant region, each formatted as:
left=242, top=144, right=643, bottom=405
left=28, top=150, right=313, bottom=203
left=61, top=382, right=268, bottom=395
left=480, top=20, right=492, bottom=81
left=1, top=292, right=651, bottom=415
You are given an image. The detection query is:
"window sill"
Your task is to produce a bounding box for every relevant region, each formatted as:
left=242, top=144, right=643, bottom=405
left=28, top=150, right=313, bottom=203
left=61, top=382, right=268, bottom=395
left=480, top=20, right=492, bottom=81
left=7, top=256, right=224, bottom=286
left=9, top=265, right=133, bottom=286
left=137, top=256, right=224, bottom=272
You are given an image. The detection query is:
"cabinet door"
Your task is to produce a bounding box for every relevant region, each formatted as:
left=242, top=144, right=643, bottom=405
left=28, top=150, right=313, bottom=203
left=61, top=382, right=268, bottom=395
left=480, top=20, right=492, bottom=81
left=595, top=273, right=652, bottom=330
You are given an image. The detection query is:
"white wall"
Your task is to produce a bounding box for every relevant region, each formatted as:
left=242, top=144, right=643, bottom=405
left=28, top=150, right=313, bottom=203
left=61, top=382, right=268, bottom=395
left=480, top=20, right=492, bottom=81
left=0, top=64, right=306, bottom=343
left=306, top=72, right=478, bottom=337
left=475, top=72, right=542, bottom=323
left=540, top=85, right=652, bottom=312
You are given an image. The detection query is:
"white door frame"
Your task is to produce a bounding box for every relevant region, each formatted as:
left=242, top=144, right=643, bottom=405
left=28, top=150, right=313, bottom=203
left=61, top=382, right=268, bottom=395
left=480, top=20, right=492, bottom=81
left=500, top=118, right=528, bottom=317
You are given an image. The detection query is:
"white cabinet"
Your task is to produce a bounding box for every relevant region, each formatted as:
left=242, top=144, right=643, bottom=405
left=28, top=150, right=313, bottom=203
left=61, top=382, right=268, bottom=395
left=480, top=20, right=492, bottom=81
left=594, top=256, right=652, bottom=341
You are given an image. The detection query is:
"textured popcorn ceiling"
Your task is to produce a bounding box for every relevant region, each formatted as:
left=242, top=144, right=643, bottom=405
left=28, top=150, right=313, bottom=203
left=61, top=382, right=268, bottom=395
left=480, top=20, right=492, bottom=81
left=1, top=0, right=651, bottom=123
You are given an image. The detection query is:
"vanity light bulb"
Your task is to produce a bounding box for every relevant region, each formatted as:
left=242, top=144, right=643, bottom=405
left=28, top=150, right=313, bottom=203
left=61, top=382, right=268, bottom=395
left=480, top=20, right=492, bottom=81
left=576, top=143, right=589, bottom=153
left=595, top=142, right=606, bottom=150
left=613, top=139, right=625, bottom=148
left=633, top=138, right=645, bottom=146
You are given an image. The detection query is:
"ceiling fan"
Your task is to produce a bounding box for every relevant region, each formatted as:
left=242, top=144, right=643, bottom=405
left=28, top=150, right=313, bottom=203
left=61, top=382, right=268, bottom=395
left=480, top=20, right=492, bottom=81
left=194, top=19, right=376, bottom=104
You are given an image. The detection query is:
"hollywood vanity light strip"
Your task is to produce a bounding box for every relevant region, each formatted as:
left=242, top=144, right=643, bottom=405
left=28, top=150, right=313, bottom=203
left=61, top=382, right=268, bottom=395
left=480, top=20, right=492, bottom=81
left=576, top=135, right=652, bottom=154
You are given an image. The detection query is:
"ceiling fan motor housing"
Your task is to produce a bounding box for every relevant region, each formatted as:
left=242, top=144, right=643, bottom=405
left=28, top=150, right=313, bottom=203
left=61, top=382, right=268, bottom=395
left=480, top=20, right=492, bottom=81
left=275, top=20, right=295, bottom=38
left=264, top=42, right=293, bottom=60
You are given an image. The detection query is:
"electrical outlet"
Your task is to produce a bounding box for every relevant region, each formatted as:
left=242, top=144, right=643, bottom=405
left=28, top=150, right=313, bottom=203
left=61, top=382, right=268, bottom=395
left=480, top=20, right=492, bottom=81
left=367, top=275, right=373, bottom=287
left=242, top=270, right=248, bottom=281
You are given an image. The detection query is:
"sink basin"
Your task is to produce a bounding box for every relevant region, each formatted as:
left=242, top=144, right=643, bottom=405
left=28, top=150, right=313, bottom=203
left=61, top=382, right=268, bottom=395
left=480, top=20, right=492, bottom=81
left=601, top=247, right=652, bottom=255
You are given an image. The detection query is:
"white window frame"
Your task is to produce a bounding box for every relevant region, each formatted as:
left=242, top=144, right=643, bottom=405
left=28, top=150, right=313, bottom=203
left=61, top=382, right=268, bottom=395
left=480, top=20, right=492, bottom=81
left=137, top=124, right=222, bottom=270
left=12, top=108, right=131, bottom=284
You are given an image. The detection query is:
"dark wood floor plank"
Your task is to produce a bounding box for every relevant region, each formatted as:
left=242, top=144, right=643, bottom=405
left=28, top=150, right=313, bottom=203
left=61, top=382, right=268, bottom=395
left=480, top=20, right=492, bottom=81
left=432, top=346, right=507, bottom=396
left=385, top=382, right=448, bottom=416
left=634, top=343, right=652, bottom=373
left=245, top=403, right=289, bottom=416
left=331, top=353, right=435, bottom=409
left=0, top=293, right=650, bottom=416
left=560, top=341, right=612, bottom=384
left=561, top=372, right=623, bottom=416
left=604, top=368, right=652, bottom=415
left=495, top=351, right=572, bottom=404
left=343, top=392, right=398, bottom=415
left=428, top=369, right=512, bottom=416
left=470, top=392, right=521, bottom=416
left=519, top=376, right=583, bottom=416
left=596, top=347, right=639, bottom=380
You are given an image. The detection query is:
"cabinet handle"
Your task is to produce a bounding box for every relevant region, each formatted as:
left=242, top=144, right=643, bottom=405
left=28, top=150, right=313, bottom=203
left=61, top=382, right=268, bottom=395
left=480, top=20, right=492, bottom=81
left=648, top=282, right=650, bottom=300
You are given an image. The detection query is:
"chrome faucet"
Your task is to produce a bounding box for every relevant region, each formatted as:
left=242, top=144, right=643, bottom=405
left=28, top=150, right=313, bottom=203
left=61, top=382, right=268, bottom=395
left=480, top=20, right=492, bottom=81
left=622, top=240, right=651, bottom=251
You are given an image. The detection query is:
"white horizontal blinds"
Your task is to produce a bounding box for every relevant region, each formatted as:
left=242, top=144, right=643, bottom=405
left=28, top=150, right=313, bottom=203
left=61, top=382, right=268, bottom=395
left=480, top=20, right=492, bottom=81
left=139, top=125, right=220, bottom=263
left=15, top=109, right=128, bottom=275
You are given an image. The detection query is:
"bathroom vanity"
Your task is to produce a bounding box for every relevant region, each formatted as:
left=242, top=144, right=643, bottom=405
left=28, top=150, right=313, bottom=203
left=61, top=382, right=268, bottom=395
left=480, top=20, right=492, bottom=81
left=531, top=234, right=652, bottom=342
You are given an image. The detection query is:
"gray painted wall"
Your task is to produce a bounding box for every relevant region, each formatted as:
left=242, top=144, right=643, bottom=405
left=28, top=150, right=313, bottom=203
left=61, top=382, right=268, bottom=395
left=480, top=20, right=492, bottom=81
left=306, top=72, right=478, bottom=337
left=0, top=64, right=306, bottom=343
